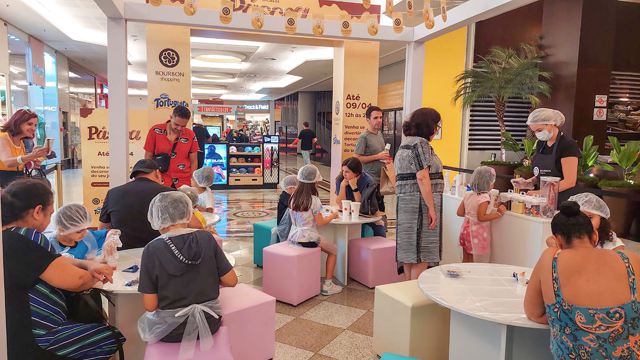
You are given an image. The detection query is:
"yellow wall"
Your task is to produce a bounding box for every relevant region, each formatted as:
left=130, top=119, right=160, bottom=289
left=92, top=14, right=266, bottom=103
left=422, top=26, right=468, bottom=168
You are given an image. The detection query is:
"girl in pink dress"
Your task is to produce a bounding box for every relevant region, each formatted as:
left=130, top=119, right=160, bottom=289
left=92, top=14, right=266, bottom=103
left=456, top=166, right=506, bottom=262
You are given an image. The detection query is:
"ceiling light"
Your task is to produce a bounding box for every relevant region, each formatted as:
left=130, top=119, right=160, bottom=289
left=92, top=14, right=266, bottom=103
left=280, top=47, right=334, bottom=72
left=191, top=59, right=248, bottom=70
left=249, top=75, right=301, bottom=91
left=192, top=76, right=236, bottom=84
left=190, top=37, right=264, bottom=48
left=14, top=80, right=28, bottom=86
left=20, top=0, right=107, bottom=46
left=192, top=88, right=229, bottom=95
left=193, top=51, right=245, bottom=63
left=10, top=66, right=25, bottom=74
left=221, top=94, right=266, bottom=101
left=69, top=71, right=81, bottom=78
left=70, top=87, right=96, bottom=94
left=128, top=88, right=148, bottom=96
left=128, top=71, right=148, bottom=82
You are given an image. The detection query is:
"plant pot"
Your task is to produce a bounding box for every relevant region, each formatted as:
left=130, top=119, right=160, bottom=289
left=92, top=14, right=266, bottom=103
left=514, top=166, right=534, bottom=180
left=588, top=165, right=623, bottom=181
left=601, top=186, right=639, bottom=238
left=481, top=161, right=518, bottom=192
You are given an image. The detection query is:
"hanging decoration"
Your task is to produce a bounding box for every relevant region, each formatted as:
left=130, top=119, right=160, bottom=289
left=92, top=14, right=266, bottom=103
left=366, top=13, right=379, bottom=36
left=385, top=0, right=393, bottom=16
left=149, top=0, right=162, bottom=6
left=220, top=0, right=233, bottom=24
left=183, top=0, right=197, bottom=15
left=251, top=5, right=265, bottom=30
left=312, top=14, right=324, bottom=36
left=441, top=0, right=448, bottom=22
left=406, top=0, right=414, bottom=17
left=423, top=5, right=435, bottom=29
left=285, top=9, right=298, bottom=34
left=392, top=12, right=403, bottom=33
left=362, top=0, right=371, bottom=10
left=340, top=14, right=353, bottom=37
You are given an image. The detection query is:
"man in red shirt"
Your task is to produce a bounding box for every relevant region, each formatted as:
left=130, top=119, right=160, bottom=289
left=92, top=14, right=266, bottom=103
left=144, top=105, right=199, bottom=188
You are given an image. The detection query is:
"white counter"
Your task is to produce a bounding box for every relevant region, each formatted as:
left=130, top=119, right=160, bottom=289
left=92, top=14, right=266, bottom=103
left=441, top=193, right=551, bottom=268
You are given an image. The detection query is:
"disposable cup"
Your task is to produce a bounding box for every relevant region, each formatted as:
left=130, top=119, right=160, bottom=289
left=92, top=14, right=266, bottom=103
left=351, top=202, right=361, bottom=220
left=341, top=200, right=351, bottom=220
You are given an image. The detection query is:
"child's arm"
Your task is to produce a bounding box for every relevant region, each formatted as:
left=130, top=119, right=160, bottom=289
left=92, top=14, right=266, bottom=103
left=456, top=201, right=465, bottom=217
left=477, top=202, right=505, bottom=222
left=315, top=211, right=339, bottom=226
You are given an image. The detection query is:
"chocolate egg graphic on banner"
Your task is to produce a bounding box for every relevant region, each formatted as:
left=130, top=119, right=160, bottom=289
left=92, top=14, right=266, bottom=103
left=285, top=9, right=298, bottom=34
left=423, top=6, right=435, bottom=29
left=184, top=0, right=197, bottom=16
left=385, top=0, right=393, bottom=16
left=149, top=0, right=162, bottom=6
left=220, top=0, right=233, bottom=24
left=312, top=14, right=324, bottom=36
left=362, top=0, right=371, bottom=9
left=366, top=13, right=379, bottom=36
left=441, top=0, right=448, bottom=22
left=251, top=5, right=264, bottom=30
left=406, top=0, right=414, bottom=16
left=340, top=15, right=352, bottom=37
left=392, top=12, right=404, bottom=33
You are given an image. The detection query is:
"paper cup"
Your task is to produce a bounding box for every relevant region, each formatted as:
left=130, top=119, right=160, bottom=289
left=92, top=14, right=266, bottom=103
left=341, top=200, right=351, bottom=220
left=351, top=202, right=361, bottom=220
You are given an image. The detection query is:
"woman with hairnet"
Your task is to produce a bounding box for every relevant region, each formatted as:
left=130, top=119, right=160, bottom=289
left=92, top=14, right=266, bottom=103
left=138, top=192, right=237, bottom=355
left=546, top=193, right=624, bottom=251
left=47, top=203, right=110, bottom=259
left=191, top=166, right=215, bottom=212
left=456, top=166, right=507, bottom=263
left=512, top=108, right=580, bottom=203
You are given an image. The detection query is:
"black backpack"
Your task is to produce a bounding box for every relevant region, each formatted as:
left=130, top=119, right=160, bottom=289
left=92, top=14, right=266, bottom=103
left=359, top=181, right=380, bottom=216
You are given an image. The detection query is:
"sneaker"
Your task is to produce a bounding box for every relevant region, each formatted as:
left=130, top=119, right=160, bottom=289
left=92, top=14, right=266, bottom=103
left=321, top=281, right=343, bottom=296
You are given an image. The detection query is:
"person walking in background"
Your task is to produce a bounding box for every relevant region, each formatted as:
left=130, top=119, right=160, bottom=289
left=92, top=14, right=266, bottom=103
left=354, top=106, right=391, bottom=212
left=290, top=121, right=317, bottom=165
left=394, top=108, right=444, bottom=280
left=192, top=117, right=211, bottom=169
left=144, top=105, right=199, bottom=188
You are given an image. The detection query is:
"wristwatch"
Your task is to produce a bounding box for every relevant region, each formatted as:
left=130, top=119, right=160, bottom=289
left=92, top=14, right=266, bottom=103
left=352, top=187, right=360, bottom=193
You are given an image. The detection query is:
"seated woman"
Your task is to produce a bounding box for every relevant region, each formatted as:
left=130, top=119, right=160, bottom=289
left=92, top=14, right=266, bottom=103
left=138, top=192, right=237, bottom=351
left=335, top=157, right=386, bottom=237
left=47, top=203, right=109, bottom=259
left=2, top=179, right=124, bottom=359
left=524, top=201, right=640, bottom=359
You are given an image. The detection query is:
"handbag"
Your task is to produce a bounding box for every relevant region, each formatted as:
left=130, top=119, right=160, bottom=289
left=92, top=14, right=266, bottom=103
left=24, top=165, right=52, bottom=188
left=154, top=140, right=179, bottom=173
left=379, top=163, right=396, bottom=195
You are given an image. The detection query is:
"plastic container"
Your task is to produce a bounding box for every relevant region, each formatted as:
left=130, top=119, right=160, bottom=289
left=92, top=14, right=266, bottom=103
left=500, top=190, right=515, bottom=211
left=540, top=176, right=561, bottom=218
left=524, top=196, right=544, bottom=217
left=511, top=193, right=526, bottom=214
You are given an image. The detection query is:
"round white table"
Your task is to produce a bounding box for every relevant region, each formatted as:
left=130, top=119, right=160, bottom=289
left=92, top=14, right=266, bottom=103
left=201, top=212, right=221, bottom=227
left=98, top=247, right=235, bottom=359
left=318, top=215, right=382, bottom=285
left=418, top=263, right=551, bottom=360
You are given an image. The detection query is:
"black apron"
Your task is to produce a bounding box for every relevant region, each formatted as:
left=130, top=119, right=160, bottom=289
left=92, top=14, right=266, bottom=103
left=532, top=133, right=576, bottom=204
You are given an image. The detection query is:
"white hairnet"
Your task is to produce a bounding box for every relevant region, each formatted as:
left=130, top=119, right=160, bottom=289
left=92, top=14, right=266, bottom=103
left=568, top=193, right=610, bottom=219
left=526, top=108, right=565, bottom=126
left=178, top=185, right=199, bottom=208
left=471, top=166, right=496, bottom=193
left=54, top=204, right=92, bottom=235
left=193, top=167, right=215, bottom=187
left=147, top=192, right=193, bottom=231
left=280, top=175, right=298, bottom=191
left=297, top=164, right=323, bottom=184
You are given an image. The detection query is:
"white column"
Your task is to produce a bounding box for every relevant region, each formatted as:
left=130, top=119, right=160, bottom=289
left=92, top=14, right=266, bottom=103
left=402, top=41, right=425, bottom=115
left=107, top=18, right=129, bottom=187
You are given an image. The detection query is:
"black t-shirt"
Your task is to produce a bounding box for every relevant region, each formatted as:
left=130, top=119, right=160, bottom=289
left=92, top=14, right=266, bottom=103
left=535, top=133, right=581, bottom=179
left=99, top=178, right=174, bottom=249
left=277, top=191, right=291, bottom=225
left=193, top=125, right=211, bottom=152
left=298, top=129, right=316, bottom=151
left=3, top=230, right=60, bottom=359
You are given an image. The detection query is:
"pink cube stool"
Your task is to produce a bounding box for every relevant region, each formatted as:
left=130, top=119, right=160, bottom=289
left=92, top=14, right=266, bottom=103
left=263, top=241, right=321, bottom=306
left=349, top=237, right=403, bottom=288
left=144, top=326, right=233, bottom=360
left=219, top=284, right=275, bottom=360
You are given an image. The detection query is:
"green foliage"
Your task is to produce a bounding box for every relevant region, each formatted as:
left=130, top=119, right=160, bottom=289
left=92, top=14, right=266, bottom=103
left=608, top=136, right=640, bottom=182
left=501, top=131, right=520, bottom=153
left=577, top=175, right=599, bottom=188
left=480, top=160, right=520, bottom=167
left=578, top=135, right=614, bottom=175
left=522, top=138, right=537, bottom=163
left=598, top=179, right=640, bottom=190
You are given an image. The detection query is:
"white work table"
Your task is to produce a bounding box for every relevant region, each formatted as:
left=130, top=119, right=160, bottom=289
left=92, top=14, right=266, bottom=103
left=441, top=193, right=552, bottom=268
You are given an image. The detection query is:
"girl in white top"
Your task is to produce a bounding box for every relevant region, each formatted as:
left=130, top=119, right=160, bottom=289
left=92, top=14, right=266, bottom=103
left=546, top=192, right=624, bottom=250
left=287, top=164, right=343, bottom=295
left=191, top=167, right=215, bottom=212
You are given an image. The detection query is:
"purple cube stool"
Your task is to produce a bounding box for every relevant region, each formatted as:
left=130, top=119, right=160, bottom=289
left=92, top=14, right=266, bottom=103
left=143, top=326, right=233, bottom=360
left=219, top=284, right=276, bottom=360
left=263, top=241, right=321, bottom=306
left=348, top=237, right=403, bottom=288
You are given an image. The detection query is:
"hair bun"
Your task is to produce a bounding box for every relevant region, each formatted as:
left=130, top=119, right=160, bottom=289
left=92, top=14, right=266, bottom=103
left=559, top=201, right=581, bottom=217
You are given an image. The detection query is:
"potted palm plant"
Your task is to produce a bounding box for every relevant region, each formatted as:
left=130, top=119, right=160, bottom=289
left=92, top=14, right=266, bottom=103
left=599, top=137, right=640, bottom=237
left=514, top=138, right=537, bottom=179
left=577, top=135, right=614, bottom=189
left=454, top=44, right=551, bottom=190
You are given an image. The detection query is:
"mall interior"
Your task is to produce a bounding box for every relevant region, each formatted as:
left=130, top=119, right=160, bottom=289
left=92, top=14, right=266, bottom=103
left=1, top=0, right=640, bottom=359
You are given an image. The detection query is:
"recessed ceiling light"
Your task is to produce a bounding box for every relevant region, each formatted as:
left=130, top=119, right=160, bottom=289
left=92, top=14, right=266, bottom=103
left=192, top=88, right=229, bottom=95
left=190, top=37, right=264, bottom=48
left=69, top=71, right=81, bottom=78
left=191, top=59, right=248, bottom=70
left=194, top=52, right=245, bottom=63
left=221, top=93, right=267, bottom=101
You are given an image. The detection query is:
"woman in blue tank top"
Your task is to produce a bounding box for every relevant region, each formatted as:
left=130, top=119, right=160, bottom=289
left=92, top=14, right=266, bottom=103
left=525, top=201, right=640, bottom=359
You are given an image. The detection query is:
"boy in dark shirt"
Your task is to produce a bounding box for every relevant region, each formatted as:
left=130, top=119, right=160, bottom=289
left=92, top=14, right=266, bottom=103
left=277, top=175, right=298, bottom=225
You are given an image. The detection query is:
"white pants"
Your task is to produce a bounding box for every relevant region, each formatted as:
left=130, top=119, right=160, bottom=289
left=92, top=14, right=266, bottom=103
left=301, top=150, right=311, bottom=165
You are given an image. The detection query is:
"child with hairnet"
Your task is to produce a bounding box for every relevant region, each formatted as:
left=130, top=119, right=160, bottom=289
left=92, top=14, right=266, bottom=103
left=546, top=193, right=624, bottom=251
left=47, top=204, right=110, bottom=260
left=191, top=167, right=215, bottom=213
left=277, top=175, right=298, bottom=225
left=456, top=166, right=507, bottom=263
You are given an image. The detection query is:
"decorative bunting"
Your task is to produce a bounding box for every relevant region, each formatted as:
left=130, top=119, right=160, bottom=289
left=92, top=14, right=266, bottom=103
left=149, top=0, right=162, bottom=6
left=423, top=6, right=435, bottom=29
left=285, top=9, right=298, bottom=34
left=385, top=0, right=393, bottom=16
left=219, top=0, right=233, bottom=24
left=251, top=5, right=264, bottom=30
left=441, top=0, right=448, bottom=22
left=406, top=0, right=414, bottom=16
left=183, top=0, right=197, bottom=16
left=362, top=0, right=371, bottom=10
left=366, top=13, right=379, bottom=36
left=340, top=14, right=352, bottom=37
left=312, top=14, right=324, bottom=36
left=392, top=12, right=403, bottom=33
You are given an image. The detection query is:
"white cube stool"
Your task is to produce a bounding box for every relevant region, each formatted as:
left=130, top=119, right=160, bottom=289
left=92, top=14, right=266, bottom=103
left=373, top=280, right=450, bottom=360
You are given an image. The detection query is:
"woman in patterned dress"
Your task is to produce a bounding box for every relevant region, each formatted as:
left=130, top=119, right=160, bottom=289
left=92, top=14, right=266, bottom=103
left=394, top=108, right=444, bottom=280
